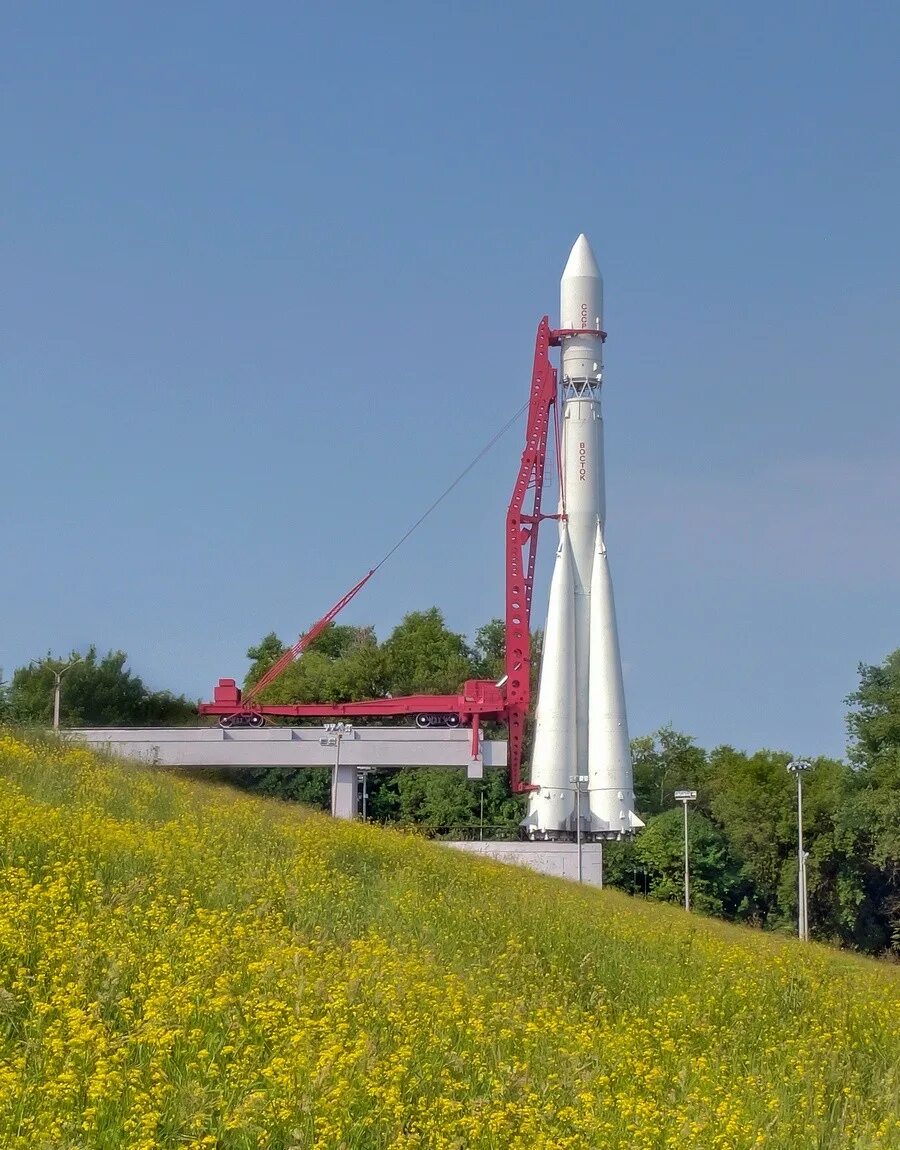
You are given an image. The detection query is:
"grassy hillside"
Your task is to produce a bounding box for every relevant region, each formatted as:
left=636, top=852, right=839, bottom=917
left=0, top=734, right=898, bottom=1150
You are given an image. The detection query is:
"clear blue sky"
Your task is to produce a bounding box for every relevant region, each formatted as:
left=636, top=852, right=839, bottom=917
left=2, top=2, right=898, bottom=759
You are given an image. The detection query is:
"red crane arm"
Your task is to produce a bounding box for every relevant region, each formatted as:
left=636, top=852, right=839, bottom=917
left=244, top=569, right=376, bottom=704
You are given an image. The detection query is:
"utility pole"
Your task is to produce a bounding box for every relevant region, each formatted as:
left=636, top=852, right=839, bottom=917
left=787, top=760, right=812, bottom=940
left=674, top=789, right=697, bottom=911
left=32, top=657, right=82, bottom=730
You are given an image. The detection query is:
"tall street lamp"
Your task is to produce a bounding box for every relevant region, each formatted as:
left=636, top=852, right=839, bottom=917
left=674, top=789, right=697, bottom=911
left=32, top=657, right=83, bottom=730
left=787, top=759, right=812, bottom=941
left=322, top=723, right=354, bottom=818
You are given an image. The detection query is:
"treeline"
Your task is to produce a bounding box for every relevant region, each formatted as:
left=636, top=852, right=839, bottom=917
left=243, top=609, right=511, bottom=701
left=607, top=719, right=899, bottom=956
left=240, top=618, right=900, bottom=957
left=1, top=647, right=195, bottom=727
left=3, top=616, right=898, bottom=955
left=225, top=609, right=525, bottom=813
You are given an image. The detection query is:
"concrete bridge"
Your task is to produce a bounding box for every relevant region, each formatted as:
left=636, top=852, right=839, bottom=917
left=66, top=726, right=507, bottom=820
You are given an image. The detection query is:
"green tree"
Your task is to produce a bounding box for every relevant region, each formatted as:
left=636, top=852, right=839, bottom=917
left=252, top=629, right=390, bottom=706
left=847, top=649, right=900, bottom=771
left=308, top=624, right=376, bottom=660
left=244, top=633, right=287, bottom=687
left=636, top=807, right=744, bottom=915
left=382, top=609, right=477, bottom=696
left=234, top=612, right=481, bottom=813
left=392, top=768, right=477, bottom=830
left=851, top=779, right=900, bottom=953
left=8, top=649, right=195, bottom=727
left=701, top=746, right=796, bottom=927
left=244, top=766, right=332, bottom=810
left=473, top=619, right=506, bottom=680
left=363, top=767, right=524, bottom=833
left=632, top=727, right=707, bottom=817
left=805, top=772, right=886, bottom=951
left=602, top=837, right=645, bottom=896
left=479, top=768, right=527, bottom=831
left=845, top=650, right=900, bottom=952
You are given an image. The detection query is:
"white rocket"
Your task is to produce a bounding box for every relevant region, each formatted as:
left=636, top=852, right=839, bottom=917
left=524, top=235, right=643, bottom=841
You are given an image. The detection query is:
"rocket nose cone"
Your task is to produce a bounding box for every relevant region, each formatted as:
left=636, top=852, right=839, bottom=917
left=562, top=233, right=601, bottom=281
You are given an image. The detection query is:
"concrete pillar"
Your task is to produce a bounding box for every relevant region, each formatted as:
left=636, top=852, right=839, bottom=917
left=331, top=761, right=359, bottom=820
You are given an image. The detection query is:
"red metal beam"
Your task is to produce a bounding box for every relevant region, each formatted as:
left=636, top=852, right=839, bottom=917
left=199, top=686, right=503, bottom=722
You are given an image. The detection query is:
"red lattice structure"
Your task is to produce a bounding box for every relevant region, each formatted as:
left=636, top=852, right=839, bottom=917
left=199, top=318, right=605, bottom=793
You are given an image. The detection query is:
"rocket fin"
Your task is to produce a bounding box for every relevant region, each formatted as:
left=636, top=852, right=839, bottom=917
left=587, top=522, right=637, bottom=835
left=524, top=525, right=577, bottom=836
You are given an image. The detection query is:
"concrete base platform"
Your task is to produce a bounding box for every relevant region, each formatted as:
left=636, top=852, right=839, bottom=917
left=445, top=839, right=604, bottom=886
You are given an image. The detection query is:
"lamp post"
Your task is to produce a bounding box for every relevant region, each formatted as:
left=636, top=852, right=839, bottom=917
left=32, top=657, right=82, bottom=730
left=674, top=789, right=697, bottom=911
left=322, top=723, right=354, bottom=818
left=568, top=775, right=589, bottom=883
left=787, top=759, right=812, bottom=941
left=357, top=767, right=370, bottom=821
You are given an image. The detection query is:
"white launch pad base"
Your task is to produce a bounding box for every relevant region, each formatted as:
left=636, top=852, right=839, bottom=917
left=446, top=840, right=604, bottom=887
left=64, top=727, right=506, bottom=821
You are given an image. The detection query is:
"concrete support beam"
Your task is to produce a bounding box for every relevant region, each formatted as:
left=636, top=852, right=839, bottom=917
left=64, top=727, right=507, bottom=821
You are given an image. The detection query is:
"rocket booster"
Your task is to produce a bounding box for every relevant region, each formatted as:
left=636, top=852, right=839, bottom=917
left=525, top=235, right=642, bottom=841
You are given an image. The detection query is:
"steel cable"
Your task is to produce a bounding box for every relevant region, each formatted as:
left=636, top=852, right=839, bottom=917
left=370, top=399, right=530, bottom=574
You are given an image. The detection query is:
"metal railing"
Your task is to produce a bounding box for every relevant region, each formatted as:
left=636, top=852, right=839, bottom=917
left=422, top=824, right=525, bottom=842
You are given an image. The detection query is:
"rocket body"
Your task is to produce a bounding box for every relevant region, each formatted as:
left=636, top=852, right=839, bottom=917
left=525, top=235, right=642, bottom=840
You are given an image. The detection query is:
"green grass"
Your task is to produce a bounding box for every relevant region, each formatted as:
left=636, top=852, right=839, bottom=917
left=0, top=730, right=898, bottom=1149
